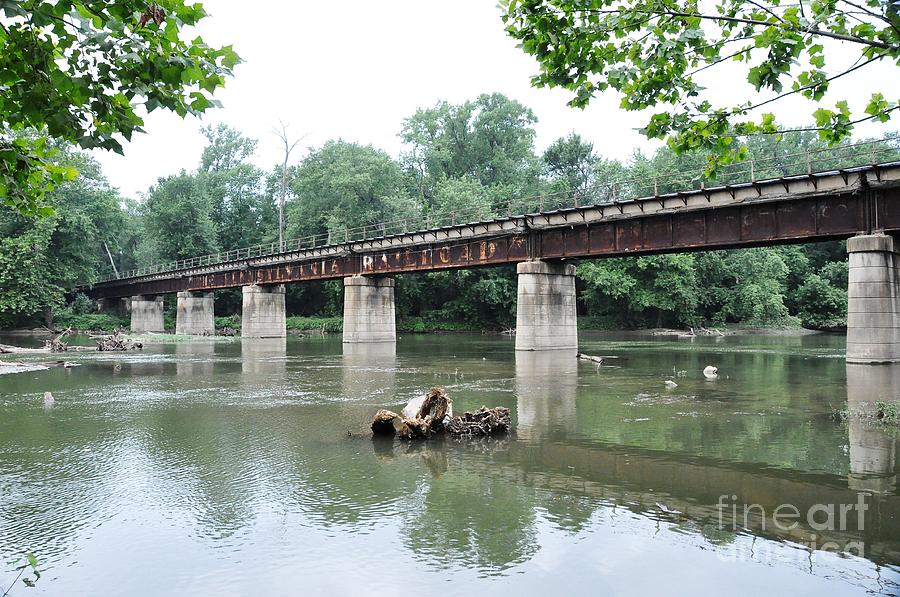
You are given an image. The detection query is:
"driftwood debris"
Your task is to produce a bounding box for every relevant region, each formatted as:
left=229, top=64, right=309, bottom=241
left=577, top=353, right=604, bottom=364
left=93, top=330, right=143, bottom=352
left=44, top=328, right=71, bottom=352
left=444, top=406, right=511, bottom=437
left=371, top=387, right=510, bottom=440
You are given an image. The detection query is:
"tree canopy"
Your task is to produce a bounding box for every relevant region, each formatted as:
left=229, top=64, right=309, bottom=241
left=501, top=0, right=900, bottom=168
left=1, top=91, right=897, bottom=333
left=0, top=1, right=239, bottom=216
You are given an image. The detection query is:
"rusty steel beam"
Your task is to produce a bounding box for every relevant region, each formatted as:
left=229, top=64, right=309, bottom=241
left=87, top=184, right=900, bottom=300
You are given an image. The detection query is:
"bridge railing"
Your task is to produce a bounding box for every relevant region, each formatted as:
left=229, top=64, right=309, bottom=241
left=98, top=137, right=900, bottom=283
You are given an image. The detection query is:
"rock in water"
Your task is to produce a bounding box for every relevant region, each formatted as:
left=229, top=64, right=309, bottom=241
left=43, top=391, right=54, bottom=409
left=664, top=380, right=678, bottom=390
left=703, top=365, right=719, bottom=379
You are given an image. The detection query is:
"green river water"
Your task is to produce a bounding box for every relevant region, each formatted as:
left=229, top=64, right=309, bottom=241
left=0, top=332, right=898, bottom=596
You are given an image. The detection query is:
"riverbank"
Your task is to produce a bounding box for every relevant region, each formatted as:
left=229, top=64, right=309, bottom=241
left=5, top=308, right=847, bottom=339
left=2, top=319, right=838, bottom=338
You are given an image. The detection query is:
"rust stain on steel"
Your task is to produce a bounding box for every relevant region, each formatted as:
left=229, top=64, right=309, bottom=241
left=88, top=188, right=900, bottom=300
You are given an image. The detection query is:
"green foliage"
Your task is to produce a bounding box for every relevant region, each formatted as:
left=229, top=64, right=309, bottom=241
left=0, top=95, right=866, bottom=333
left=140, top=172, right=218, bottom=262
left=0, top=1, right=238, bottom=216
left=69, top=292, right=95, bottom=315
left=543, top=133, right=597, bottom=195
left=215, top=314, right=241, bottom=330
left=53, top=310, right=128, bottom=332
left=401, top=93, right=541, bottom=208
left=578, top=254, right=700, bottom=328
left=0, top=221, right=60, bottom=327
left=280, top=315, right=480, bottom=334
left=397, top=318, right=480, bottom=333
left=719, top=249, right=794, bottom=326
left=876, top=401, right=900, bottom=426
left=501, top=0, right=900, bottom=169
left=5, top=551, right=41, bottom=591
left=795, top=261, right=849, bottom=329
left=286, top=141, right=411, bottom=240
left=286, top=316, right=344, bottom=333
left=199, top=125, right=275, bottom=249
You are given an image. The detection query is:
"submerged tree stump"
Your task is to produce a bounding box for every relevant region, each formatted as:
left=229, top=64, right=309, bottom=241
left=371, top=388, right=510, bottom=440
left=371, top=409, right=402, bottom=435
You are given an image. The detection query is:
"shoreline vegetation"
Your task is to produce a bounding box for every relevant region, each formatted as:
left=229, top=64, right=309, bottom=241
left=1, top=314, right=845, bottom=338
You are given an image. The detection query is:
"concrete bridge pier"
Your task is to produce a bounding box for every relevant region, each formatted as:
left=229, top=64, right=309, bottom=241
left=175, top=291, right=215, bottom=336
left=342, top=276, right=396, bottom=343
left=130, top=295, right=164, bottom=333
left=241, top=284, right=286, bottom=338
left=515, top=260, right=578, bottom=352
left=846, top=234, right=900, bottom=363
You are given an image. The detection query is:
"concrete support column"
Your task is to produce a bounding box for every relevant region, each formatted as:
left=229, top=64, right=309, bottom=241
left=241, top=284, right=286, bottom=338
left=846, top=234, right=900, bottom=363
left=130, top=295, right=164, bottom=333
left=515, top=260, right=577, bottom=352
left=342, top=276, right=396, bottom=343
left=175, top=291, right=215, bottom=336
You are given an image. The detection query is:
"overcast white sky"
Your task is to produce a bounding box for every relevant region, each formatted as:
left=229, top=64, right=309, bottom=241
left=92, top=0, right=899, bottom=198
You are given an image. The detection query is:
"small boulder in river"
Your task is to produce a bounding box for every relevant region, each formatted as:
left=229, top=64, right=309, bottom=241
left=664, top=380, right=678, bottom=390
left=43, top=391, right=55, bottom=409
left=703, top=366, right=719, bottom=379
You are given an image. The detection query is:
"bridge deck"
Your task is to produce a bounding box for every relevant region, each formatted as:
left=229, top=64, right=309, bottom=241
left=89, top=162, right=900, bottom=299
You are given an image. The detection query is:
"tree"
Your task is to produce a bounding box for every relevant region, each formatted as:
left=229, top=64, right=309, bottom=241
left=0, top=221, right=60, bottom=327
left=285, top=141, right=413, bottom=241
left=501, top=1, right=900, bottom=168
left=198, top=125, right=273, bottom=250
left=795, top=261, right=849, bottom=329
left=578, top=254, right=700, bottom=327
left=0, top=1, right=239, bottom=216
left=0, top=146, right=128, bottom=326
left=401, top=93, right=541, bottom=208
left=273, top=122, right=306, bottom=251
left=141, top=172, right=218, bottom=262
left=543, top=133, right=597, bottom=195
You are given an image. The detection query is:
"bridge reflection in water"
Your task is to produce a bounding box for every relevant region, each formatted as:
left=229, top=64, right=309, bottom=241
left=240, top=338, right=287, bottom=377
left=847, top=364, right=899, bottom=494
left=515, top=350, right=578, bottom=441
left=342, top=342, right=397, bottom=404
left=175, top=341, right=216, bottom=378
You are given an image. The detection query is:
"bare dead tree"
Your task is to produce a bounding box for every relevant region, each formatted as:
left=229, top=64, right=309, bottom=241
left=272, top=121, right=308, bottom=251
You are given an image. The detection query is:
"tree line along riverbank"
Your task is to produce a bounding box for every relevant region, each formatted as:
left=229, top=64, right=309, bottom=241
left=2, top=95, right=897, bottom=333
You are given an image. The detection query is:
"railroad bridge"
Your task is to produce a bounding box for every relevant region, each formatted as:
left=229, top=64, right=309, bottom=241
left=88, top=149, right=900, bottom=363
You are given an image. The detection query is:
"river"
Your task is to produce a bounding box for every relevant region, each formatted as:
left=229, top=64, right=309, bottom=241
left=0, top=332, right=898, bottom=595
